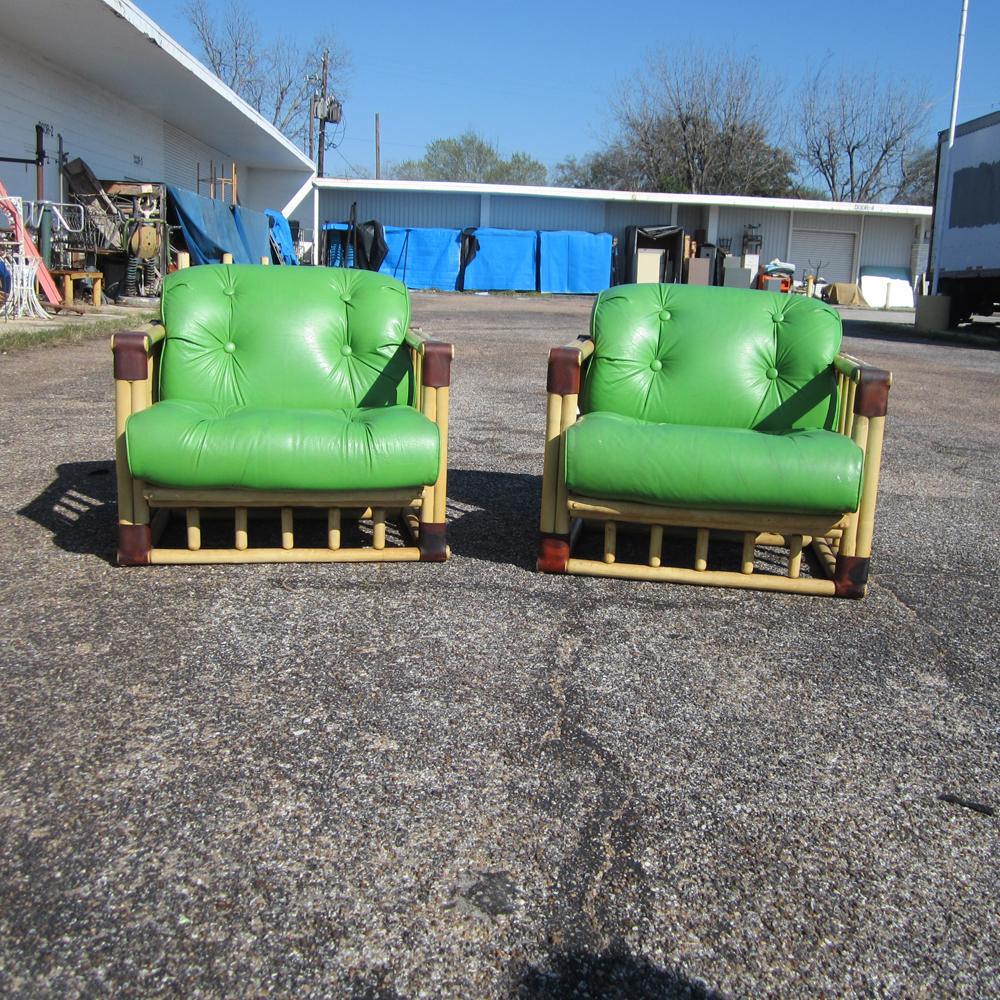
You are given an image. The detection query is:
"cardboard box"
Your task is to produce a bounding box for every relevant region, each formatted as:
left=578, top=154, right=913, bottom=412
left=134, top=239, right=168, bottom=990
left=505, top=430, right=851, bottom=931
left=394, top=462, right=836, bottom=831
left=636, top=248, right=665, bottom=283
left=723, top=267, right=753, bottom=289
left=684, top=257, right=711, bottom=285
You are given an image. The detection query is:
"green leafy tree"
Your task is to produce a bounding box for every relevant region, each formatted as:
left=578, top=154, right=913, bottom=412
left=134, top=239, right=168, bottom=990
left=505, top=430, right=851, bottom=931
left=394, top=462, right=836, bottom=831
left=391, top=131, right=547, bottom=185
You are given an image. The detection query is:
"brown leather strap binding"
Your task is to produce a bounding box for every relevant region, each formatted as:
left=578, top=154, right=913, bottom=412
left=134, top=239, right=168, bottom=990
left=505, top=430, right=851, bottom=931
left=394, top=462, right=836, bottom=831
left=546, top=346, right=583, bottom=396
left=113, top=331, right=152, bottom=381
left=834, top=554, right=870, bottom=598
left=422, top=341, right=453, bottom=388
left=117, top=523, right=152, bottom=566
left=854, top=368, right=891, bottom=417
left=418, top=521, right=448, bottom=561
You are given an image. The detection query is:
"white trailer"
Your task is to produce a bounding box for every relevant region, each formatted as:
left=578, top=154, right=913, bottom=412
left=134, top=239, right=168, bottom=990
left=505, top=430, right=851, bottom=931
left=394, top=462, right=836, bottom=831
left=931, top=109, right=1000, bottom=325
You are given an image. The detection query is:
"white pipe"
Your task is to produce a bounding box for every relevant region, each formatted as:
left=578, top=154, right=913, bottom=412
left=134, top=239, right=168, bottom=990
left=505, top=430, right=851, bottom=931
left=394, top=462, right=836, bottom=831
left=931, top=0, right=970, bottom=295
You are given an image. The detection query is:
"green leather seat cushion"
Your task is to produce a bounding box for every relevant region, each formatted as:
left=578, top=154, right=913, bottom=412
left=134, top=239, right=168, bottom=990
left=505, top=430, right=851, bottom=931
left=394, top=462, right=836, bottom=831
left=126, top=400, right=440, bottom=491
left=564, top=412, right=864, bottom=513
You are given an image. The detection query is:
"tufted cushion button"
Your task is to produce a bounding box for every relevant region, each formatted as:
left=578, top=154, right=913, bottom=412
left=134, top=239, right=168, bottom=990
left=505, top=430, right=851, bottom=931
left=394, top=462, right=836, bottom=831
left=340, top=344, right=353, bottom=356
left=224, top=341, right=236, bottom=353
left=223, top=287, right=235, bottom=296
left=342, top=293, right=352, bottom=303
left=659, top=309, right=672, bottom=322
left=650, top=359, right=663, bottom=372
left=766, top=366, right=779, bottom=379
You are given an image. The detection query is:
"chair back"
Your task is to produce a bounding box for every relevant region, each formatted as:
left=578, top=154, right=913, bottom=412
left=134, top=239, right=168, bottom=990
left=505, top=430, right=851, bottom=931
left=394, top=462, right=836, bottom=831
left=158, top=265, right=413, bottom=410
left=582, top=283, right=842, bottom=431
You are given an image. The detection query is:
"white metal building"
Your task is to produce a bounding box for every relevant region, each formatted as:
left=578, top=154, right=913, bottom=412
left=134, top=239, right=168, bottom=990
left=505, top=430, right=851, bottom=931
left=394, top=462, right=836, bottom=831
left=0, top=0, right=313, bottom=214
left=303, top=179, right=932, bottom=285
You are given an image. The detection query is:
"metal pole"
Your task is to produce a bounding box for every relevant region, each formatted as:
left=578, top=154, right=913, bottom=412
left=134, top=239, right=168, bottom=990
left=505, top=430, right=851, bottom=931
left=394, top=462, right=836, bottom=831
left=317, top=50, right=329, bottom=178
left=931, top=0, right=969, bottom=295
left=35, top=123, right=45, bottom=201
left=375, top=113, right=381, bottom=179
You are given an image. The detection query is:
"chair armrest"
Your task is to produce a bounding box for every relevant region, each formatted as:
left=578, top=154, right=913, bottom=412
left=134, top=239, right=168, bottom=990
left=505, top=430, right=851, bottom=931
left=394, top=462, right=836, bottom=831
left=835, top=353, right=892, bottom=417
left=406, top=328, right=454, bottom=388
left=112, top=323, right=166, bottom=381
left=547, top=336, right=594, bottom=396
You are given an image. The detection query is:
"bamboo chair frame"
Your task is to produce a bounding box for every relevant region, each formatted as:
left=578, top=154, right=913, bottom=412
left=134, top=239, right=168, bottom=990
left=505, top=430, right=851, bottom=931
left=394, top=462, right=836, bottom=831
left=538, top=337, right=891, bottom=597
left=113, top=257, right=452, bottom=566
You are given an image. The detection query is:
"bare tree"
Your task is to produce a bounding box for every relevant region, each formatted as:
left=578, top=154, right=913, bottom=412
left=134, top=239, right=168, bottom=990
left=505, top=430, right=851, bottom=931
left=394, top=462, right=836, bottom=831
left=608, top=51, right=795, bottom=196
left=797, top=67, right=929, bottom=203
left=186, top=0, right=350, bottom=152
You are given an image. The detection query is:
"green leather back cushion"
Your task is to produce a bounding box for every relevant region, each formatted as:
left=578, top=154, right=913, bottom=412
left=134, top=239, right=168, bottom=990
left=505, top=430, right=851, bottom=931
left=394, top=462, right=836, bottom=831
left=158, top=265, right=413, bottom=410
left=582, top=283, right=842, bottom=431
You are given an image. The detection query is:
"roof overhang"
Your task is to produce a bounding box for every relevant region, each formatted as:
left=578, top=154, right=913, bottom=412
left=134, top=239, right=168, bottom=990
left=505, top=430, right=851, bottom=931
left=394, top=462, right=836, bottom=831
left=3, top=0, right=315, bottom=175
left=312, top=177, right=932, bottom=218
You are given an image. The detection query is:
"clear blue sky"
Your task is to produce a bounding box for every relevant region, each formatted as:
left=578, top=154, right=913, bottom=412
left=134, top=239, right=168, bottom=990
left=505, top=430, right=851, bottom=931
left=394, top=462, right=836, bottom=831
left=137, top=0, right=999, bottom=179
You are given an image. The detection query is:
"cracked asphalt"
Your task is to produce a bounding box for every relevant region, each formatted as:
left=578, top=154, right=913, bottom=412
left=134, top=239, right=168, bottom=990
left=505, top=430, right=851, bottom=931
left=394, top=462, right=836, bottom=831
left=0, top=293, right=997, bottom=998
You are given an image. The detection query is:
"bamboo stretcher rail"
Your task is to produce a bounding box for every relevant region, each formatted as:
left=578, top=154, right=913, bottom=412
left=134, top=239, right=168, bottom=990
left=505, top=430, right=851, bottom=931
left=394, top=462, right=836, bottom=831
left=566, top=496, right=848, bottom=537
left=565, top=557, right=837, bottom=596
left=143, top=487, right=421, bottom=508
left=811, top=537, right=839, bottom=578
left=149, top=547, right=423, bottom=565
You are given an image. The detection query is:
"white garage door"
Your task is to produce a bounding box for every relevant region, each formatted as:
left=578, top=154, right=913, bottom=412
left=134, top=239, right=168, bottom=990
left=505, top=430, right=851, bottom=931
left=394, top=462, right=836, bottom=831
left=789, top=229, right=856, bottom=283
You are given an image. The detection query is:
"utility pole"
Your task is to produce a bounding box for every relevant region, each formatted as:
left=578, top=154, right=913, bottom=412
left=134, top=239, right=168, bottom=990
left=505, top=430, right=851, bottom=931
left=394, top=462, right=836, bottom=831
left=375, top=113, right=381, bottom=179
left=309, top=95, right=315, bottom=164
left=316, top=49, right=329, bottom=178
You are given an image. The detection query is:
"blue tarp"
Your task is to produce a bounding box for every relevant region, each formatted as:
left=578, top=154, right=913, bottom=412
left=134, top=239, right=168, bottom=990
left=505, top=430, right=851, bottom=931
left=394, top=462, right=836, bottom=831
left=462, top=227, right=537, bottom=291
left=233, top=204, right=272, bottom=264
left=539, top=230, right=613, bottom=294
left=323, top=222, right=353, bottom=268
left=266, top=209, right=299, bottom=265
left=167, top=185, right=253, bottom=265
left=379, top=226, right=461, bottom=290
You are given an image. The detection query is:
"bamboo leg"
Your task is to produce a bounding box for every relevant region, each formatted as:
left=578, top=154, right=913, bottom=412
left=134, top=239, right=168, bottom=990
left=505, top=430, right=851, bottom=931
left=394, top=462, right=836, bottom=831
left=372, top=508, right=386, bottom=550
left=540, top=392, right=564, bottom=533
left=420, top=387, right=437, bottom=525
left=234, top=508, right=248, bottom=550
left=328, top=508, right=341, bottom=550
left=186, top=508, right=201, bottom=550
left=433, top=386, right=449, bottom=524
left=855, top=416, right=885, bottom=559
left=648, top=524, right=663, bottom=568
left=787, top=534, right=803, bottom=579
left=222, top=252, right=233, bottom=264
left=177, top=252, right=190, bottom=270
left=114, top=381, right=134, bottom=524
left=281, top=508, right=294, bottom=549
left=695, top=528, right=709, bottom=571
left=603, top=521, right=616, bottom=564
left=741, top=532, right=756, bottom=574
left=553, top=393, right=578, bottom=536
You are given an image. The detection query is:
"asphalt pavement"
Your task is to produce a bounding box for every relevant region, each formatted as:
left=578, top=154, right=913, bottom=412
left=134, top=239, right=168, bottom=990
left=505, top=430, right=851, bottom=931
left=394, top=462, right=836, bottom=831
left=0, top=292, right=997, bottom=998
